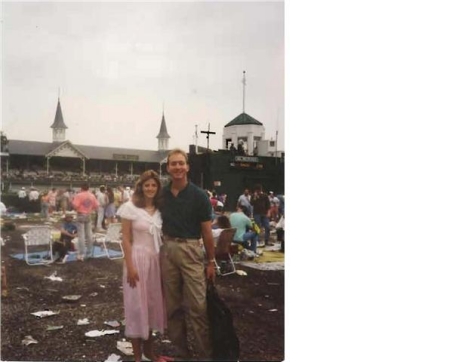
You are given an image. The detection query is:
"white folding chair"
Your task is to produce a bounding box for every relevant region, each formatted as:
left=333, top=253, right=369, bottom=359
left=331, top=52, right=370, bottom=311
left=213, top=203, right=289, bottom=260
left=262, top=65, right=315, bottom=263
left=23, top=226, right=54, bottom=266
left=93, top=223, right=124, bottom=259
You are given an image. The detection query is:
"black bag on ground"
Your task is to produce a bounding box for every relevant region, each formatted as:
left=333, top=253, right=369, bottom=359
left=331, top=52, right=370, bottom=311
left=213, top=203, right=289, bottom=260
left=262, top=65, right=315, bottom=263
left=207, top=281, right=240, bottom=361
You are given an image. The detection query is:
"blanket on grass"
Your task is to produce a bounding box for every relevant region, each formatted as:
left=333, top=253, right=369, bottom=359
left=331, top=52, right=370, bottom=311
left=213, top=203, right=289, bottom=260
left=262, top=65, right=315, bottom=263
left=11, top=246, right=122, bottom=264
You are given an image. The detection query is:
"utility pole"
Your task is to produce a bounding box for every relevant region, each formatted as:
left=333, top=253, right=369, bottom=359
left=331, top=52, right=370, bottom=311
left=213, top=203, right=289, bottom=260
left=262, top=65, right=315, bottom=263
left=200, top=123, right=216, bottom=151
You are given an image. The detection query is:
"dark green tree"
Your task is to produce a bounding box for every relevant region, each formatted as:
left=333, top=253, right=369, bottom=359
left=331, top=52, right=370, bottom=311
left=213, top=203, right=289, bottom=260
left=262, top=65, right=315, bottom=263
left=0, top=132, right=9, bottom=153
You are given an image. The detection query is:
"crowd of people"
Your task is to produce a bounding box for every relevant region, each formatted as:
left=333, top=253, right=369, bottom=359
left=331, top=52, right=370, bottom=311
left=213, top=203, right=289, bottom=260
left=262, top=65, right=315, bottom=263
left=3, top=147, right=285, bottom=361
left=1, top=168, right=142, bottom=183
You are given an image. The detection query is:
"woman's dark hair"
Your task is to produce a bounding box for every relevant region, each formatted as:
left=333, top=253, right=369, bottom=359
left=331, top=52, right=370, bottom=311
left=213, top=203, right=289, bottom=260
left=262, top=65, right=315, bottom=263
left=106, top=187, right=114, bottom=204
left=132, top=170, right=163, bottom=209
left=216, top=215, right=231, bottom=229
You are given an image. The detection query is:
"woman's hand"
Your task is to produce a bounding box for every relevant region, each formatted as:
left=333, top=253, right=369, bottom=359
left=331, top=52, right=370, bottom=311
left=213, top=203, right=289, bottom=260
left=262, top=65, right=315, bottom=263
left=127, top=266, right=139, bottom=288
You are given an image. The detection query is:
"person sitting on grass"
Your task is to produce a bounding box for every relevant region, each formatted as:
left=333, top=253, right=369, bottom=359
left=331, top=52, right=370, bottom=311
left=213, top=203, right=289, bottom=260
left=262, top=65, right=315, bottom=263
left=229, top=205, right=259, bottom=254
left=53, top=214, right=77, bottom=263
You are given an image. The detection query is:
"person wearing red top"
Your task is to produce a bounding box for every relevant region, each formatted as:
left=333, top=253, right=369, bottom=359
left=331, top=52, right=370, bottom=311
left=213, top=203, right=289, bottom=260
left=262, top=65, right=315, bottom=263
left=72, top=183, right=99, bottom=261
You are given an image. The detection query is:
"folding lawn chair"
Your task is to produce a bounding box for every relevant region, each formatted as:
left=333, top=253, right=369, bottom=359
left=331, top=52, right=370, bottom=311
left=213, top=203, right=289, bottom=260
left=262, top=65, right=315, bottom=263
left=93, top=223, right=124, bottom=259
left=214, top=228, right=237, bottom=276
left=23, top=226, right=54, bottom=266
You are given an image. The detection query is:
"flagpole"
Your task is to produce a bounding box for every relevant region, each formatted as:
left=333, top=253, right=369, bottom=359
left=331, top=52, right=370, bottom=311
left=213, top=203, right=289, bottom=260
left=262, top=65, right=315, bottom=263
left=242, top=70, right=246, bottom=113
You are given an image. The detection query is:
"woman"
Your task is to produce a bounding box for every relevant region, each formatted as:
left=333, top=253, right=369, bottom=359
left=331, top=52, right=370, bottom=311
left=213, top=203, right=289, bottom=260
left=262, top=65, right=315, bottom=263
left=104, top=186, right=116, bottom=226
left=211, top=215, right=232, bottom=245
left=116, top=170, right=167, bottom=362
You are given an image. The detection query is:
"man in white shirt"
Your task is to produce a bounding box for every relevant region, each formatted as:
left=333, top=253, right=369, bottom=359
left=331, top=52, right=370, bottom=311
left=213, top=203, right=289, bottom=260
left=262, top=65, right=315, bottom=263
left=237, top=188, right=252, bottom=217
left=95, top=186, right=108, bottom=231
left=122, top=186, right=131, bottom=203
left=28, top=187, right=39, bottom=201
left=18, top=187, right=27, bottom=199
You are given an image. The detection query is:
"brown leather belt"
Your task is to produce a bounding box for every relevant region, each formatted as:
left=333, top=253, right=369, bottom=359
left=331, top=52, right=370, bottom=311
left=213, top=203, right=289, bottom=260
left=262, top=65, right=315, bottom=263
left=164, top=236, right=201, bottom=243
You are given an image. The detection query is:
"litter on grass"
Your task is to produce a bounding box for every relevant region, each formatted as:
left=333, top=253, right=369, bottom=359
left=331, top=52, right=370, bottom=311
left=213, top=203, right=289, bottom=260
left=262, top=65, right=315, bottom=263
left=85, top=329, right=120, bottom=338
left=62, top=295, right=82, bottom=301
left=46, top=325, right=64, bottom=331
left=116, top=340, right=134, bottom=356
left=44, top=272, right=63, bottom=282
left=104, top=320, right=121, bottom=328
left=22, top=335, right=38, bottom=345
left=105, top=353, right=122, bottom=362
left=77, top=318, right=90, bottom=325
left=31, top=310, right=60, bottom=318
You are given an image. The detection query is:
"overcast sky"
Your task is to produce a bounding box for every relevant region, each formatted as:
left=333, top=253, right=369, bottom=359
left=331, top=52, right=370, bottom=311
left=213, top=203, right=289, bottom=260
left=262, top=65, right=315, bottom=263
left=1, top=1, right=284, bottom=152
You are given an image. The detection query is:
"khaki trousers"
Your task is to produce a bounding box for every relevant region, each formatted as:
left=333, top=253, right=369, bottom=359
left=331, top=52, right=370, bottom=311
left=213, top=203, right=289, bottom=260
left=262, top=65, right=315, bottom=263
left=160, top=238, right=212, bottom=360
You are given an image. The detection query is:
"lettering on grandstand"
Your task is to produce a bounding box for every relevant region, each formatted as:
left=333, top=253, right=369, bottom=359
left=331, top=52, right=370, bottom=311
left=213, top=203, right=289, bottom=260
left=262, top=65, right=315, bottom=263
left=230, top=161, right=264, bottom=170
left=113, top=154, right=139, bottom=161
left=234, top=156, right=259, bottom=163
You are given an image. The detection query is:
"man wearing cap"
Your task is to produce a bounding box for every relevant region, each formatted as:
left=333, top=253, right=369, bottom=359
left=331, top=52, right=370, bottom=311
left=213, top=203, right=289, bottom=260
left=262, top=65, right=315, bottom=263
left=160, top=148, right=215, bottom=360
left=72, top=183, right=99, bottom=261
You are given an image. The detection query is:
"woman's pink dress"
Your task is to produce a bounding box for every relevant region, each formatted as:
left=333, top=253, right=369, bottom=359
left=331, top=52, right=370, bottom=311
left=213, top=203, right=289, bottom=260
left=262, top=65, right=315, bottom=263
left=117, top=201, right=166, bottom=340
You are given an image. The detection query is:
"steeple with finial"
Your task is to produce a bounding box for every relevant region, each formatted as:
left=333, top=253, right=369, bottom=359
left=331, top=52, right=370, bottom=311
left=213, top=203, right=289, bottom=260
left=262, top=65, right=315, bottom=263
left=156, top=103, right=170, bottom=151
left=50, top=90, right=68, bottom=143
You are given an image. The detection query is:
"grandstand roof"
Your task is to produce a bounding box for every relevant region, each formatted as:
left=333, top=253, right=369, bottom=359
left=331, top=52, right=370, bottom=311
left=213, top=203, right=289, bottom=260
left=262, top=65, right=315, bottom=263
left=8, top=140, right=168, bottom=163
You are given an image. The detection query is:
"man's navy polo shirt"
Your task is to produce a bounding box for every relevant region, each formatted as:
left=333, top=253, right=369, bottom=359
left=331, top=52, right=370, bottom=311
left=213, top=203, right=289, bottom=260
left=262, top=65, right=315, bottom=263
left=162, top=182, right=212, bottom=239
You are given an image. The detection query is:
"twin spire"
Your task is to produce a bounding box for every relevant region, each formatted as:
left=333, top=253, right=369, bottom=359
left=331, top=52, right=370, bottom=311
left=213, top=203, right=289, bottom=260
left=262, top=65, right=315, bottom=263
left=49, top=96, right=170, bottom=150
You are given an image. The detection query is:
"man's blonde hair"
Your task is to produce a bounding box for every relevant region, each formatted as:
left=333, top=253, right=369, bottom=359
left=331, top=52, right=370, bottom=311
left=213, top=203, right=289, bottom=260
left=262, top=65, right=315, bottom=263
left=167, top=148, right=189, bottom=164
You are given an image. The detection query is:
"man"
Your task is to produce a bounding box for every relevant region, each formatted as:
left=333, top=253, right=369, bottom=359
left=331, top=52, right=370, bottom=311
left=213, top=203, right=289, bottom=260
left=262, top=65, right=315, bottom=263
left=268, top=191, right=280, bottom=221
left=18, top=187, right=27, bottom=199
left=47, top=187, right=57, bottom=214
left=160, top=148, right=215, bottom=360
left=28, top=187, right=39, bottom=201
left=237, top=188, right=253, bottom=217
left=71, top=183, right=98, bottom=261
left=251, top=184, right=271, bottom=247
left=230, top=205, right=259, bottom=253
left=122, top=186, right=131, bottom=203
left=53, top=214, right=77, bottom=263
left=95, top=185, right=108, bottom=231
left=17, top=187, right=27, bottom=213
